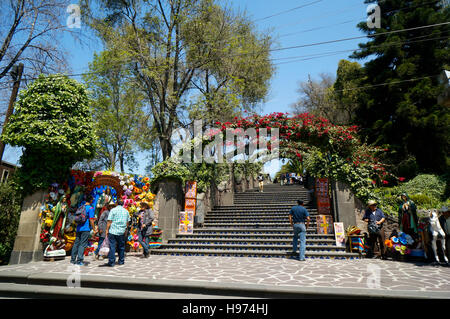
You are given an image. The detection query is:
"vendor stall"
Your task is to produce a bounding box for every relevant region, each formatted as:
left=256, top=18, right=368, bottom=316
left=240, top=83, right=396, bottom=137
left=39, top=170, right=158, bottom=259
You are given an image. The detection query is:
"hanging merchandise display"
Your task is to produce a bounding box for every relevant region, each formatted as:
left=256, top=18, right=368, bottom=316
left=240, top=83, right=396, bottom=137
left=315, top=178, right=331, bottom=215
left=39, top=170, right=157, bottom=259
left=316, top=215, right=333, bottom=234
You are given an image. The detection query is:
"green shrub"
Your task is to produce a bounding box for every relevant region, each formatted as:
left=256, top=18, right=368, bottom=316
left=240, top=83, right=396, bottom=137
left=399, top=174, right=447, bottom=200
left=0, top=180, right=22, bottom=265
left=374, top=174, right=450, bottom=217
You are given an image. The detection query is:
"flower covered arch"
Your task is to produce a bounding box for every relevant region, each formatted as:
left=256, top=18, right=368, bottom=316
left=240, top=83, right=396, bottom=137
left=214, top=112, right=393, bottom=201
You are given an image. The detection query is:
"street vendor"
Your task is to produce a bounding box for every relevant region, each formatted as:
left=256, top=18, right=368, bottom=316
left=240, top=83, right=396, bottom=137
left=363, top=199, right=386, bottom=259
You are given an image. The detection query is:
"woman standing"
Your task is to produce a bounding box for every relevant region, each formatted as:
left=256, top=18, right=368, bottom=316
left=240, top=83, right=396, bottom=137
left=137, top=202, right=155, bottom=258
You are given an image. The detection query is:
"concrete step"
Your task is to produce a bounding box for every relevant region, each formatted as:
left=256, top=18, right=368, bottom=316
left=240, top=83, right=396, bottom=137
left=203, top=221, right=315, bottom=228
left=0, top=283, right=242, bottom=299
left=205, top=213, right=318, bottom=219
left=7, top=270, right=428, bottom=299
left=150, top=249, right=359, bottom=259
left=212, top=206, right=316, bottom=211
left=193, top=228, right=322, bottom=234
left=158, top=243, right=345, bottom=252
left=176, top=233, right=335, bottom=240
left=168, top=238, right=337, bottom=245
left=204, top=216, right=317, bottom=221
left=0, top=273, right=250, bottom=299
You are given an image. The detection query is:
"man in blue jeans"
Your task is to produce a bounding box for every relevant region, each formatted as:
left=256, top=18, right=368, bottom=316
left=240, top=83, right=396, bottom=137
left=70, top=195, right=95, bottom=266
left=104, top=199, right=130, bottom=267
left=289, top=200, right=310, bottom=261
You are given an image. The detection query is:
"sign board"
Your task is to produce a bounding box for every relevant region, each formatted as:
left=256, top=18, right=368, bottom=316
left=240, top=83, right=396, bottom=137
left=184, top=198, right=196, bottom=216
left=178, top=211, right=194, bottom=234
left=333, top=222, right=345, bottom=247
left=316, top=215, right=334, bottom=234
left=315, top=178, right=331, bottom=215
left=185, top=181, right=197, bottom=199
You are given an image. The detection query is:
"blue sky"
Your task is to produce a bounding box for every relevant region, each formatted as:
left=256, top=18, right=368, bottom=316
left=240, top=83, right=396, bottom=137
left=3, top=0, right=371, bottom=177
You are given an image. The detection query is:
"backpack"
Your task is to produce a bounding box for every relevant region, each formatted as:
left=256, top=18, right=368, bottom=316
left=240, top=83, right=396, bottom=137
left=74, top=205, right=88, bottom=225
left=368, top=222, right=380, bottom=235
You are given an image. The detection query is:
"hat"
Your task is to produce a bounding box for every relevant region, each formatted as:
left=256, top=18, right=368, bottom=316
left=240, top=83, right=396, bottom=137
left=439, top=206, right=449, bottom=213
left=367, top=200, right=377, bottom=206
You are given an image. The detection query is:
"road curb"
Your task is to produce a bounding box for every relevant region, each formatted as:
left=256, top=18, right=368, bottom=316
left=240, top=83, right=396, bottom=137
left=0, top=270, right=449, bottom=299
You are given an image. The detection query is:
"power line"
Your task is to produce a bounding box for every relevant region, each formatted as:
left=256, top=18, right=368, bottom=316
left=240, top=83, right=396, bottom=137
left=276, top=0, right=446, bottom=38
left=254, top=0, right=324, bottom=22
left=332, top=75, right=440, bottom=93
left=0, top=21, right=447, bottom=88
left=272, top=33, right=450, bottom=63
left=270, top=21, right=450, bottom=52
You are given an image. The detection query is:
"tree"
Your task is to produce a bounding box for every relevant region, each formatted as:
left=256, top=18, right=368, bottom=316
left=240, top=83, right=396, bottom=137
left=0, top=0, right=79, bottom=84
left=351, top=0, right=450, bottom=175
left=1, top=74, right=97, bottom=194
left=291, top=60, right=366, bottom=126
left=82, top=0, right=273, bottom=159
left=185, top=2, right=273, bottom=126
left=290, top=73, right=337, bottom=122
left=332, top=59, right=366, bottom=125
left=83, top=50, right=148, bottom=172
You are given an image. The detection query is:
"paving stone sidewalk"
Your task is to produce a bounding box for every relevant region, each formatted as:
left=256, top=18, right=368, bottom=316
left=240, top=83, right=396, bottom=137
left=1, top=253, right=450, bottom=297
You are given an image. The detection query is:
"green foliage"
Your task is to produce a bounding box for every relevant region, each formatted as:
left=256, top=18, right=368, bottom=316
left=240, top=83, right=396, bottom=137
left=303, top=144, right=383, bottom=203
left=83, top=0, right=274, bottom=158
left=150, top=159, right=190, bottom=189
left=351, top=0, right=450, bottom=174
left=1, top=74, right=97, bottom=195
left=0, top=179, right=23, bottom=265
left=400, top=174, right=448, bottom=200
left=83, top=50, right=147, bottom=172
left=374, top=174, right=450, bottom=216
left=150, top=158, right=261, bottom=194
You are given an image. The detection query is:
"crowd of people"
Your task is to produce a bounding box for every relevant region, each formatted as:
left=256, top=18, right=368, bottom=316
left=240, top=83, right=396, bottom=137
left=276, top=173, right=303, bottom=186
left=70, top=194, right=155, bottom=267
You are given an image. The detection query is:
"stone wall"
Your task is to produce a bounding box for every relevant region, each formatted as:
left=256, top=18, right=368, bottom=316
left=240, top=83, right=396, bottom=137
left=9, top=190, right=47, bottom=264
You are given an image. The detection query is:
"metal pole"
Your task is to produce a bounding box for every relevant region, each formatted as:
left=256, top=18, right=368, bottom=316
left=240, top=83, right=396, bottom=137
left=0, top=63, right=24, bottom=164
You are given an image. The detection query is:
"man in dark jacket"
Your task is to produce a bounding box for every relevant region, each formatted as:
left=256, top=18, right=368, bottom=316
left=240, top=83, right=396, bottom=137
left=363, top=200, right=386, bottom=259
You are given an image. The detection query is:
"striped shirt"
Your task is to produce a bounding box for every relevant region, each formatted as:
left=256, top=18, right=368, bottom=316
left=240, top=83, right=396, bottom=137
left=107, top=205, right=130, bottom=235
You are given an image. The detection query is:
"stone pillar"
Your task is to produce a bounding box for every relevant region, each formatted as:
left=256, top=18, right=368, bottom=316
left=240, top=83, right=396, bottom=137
left=331, top=181, right=356, bottom=228
left=154, top=179, right=183, bottom=244
left=194, top=192, right=206, bottom=226
left=9, top=190, right=46, bottom=264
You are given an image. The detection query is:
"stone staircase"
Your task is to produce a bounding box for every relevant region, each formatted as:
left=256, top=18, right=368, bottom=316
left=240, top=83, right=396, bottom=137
left=150, top=184, right=360, bottom=259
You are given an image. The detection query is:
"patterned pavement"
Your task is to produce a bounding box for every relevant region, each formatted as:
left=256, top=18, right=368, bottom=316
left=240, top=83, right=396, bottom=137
left=1, top=253, right=450, bottom=296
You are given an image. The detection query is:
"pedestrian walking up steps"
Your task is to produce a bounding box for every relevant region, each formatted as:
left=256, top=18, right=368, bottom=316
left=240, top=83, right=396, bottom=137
left=150, top=184, right=360, bottom=259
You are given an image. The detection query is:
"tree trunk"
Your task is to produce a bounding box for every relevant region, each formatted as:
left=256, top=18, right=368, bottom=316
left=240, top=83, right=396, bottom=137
left=160, top=136, right=172, bottom=160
